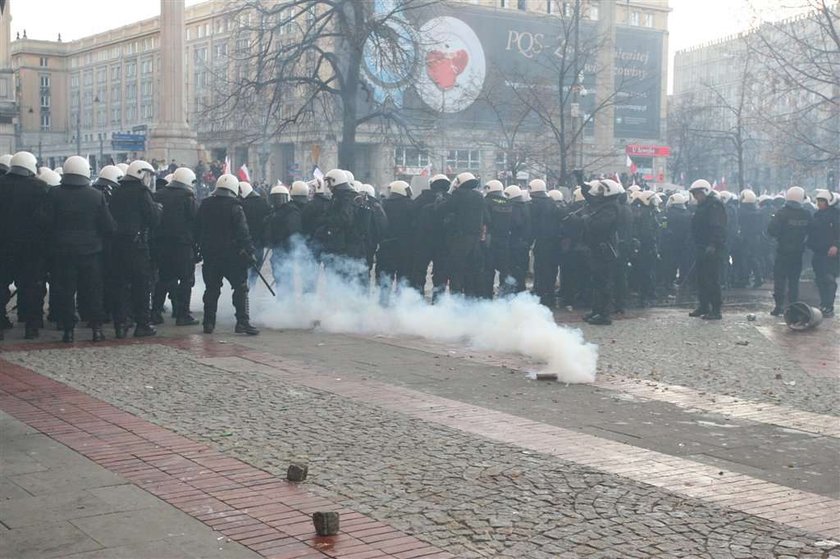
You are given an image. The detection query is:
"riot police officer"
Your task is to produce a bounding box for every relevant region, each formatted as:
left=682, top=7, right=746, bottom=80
left=439, top=172, right=488, bottom=297
left=482, top=180, right=513, bottom=298
left=378, top=180, right=414, bottom=302
left=581, top=179, right=621, bottom=325
left=195, top=174, right=259, bottom=335
left=768, top=186, right=812, bottom=315
left=240, top=181, right=270, bottom=289
left=411, top=174, right=451, bottom=300
left=263, top=182, right=305, bottom=291
left=688, top=180, right=727, bottom=320
left=809, top=190, right=839, bottom=317
left=108, top=160, right=162, bottom=338
left=504, top=185, right=533, bottom=294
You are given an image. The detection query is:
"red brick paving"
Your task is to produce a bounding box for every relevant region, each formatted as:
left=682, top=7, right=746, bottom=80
left=0, top=342, right=451, bottom=559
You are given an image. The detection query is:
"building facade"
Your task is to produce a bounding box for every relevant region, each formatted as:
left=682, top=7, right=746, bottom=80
left=11, top=0, right=670, bottom=187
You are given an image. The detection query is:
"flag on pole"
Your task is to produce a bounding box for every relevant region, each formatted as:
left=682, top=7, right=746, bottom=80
left=237, top=164, right=251, bottom=183
left=419, top=164, right=431, bottom=177
left=626, top=154, right=638, bottom=175
left=222, top=156, right=231, bottom=175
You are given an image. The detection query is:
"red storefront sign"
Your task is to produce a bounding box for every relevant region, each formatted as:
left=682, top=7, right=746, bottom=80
left=625, top=144, right=671, bottom=157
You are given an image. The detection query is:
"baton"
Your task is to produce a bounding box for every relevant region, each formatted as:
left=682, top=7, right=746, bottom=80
left=251, top=262, right=276, bottom=297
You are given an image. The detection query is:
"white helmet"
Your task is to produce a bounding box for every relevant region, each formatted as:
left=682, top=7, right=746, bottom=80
left=0, top=154, right=12, bottom=171
left=270, top=184, right=290, bottom=196
left=627, top=184, right=642, bottom=194
left=740, top=189, right=756, bottom=204
left=520, top=190, right=532, bottom=202
left=636, top=190, right=657, bottom=206
left=785, top=186, right=805, bottom=203
left=126, top=160, right=155, bottom=181
left=10, top=151, right=38, bottom=176
left=362, top=184, right=376, bottom=197
left=718, top=190, right=734, bottom=203
left=54, top=166, right=63, bottom=175
left=98, top=165, right=124, bottom=185
left=311, top=176, right=328, bottom=195
left=37, top=167, right=62, bottom=187
left=602, top=179, right=623, bottom=197
left=814, top=189, right=836, bottom=206
left=325, top=168, right=348, bottom=190
left=528, top=179, right=547, bottom=192
left=344, top=170, right=355, bottom=184
left=573, top=187, right=585, bottom=202
left=215, top=174, right=240, bottom=194
left=290, top=181, right=309, bottom=197
left=239, top=181, right=253, bottom=197
left=668, top=192, right=688, bottom=207
left=389, top=180, right=410, bottom=197
left=351, top=180, right=363, bottom=193
left=171, top=167, right=196, bottom=188
left=63, top=155, right=91, bottom=179
left=485, top=179, right=504, bottom=193
left=116, top=162, right=129, bottom=174
left=429, top=174, right=451, bottom=190
left=453, top=172, right=478, bottom=189
left=504, top=185, right=522, bottom=199
left=164, top=173, right=174, bottom=185
left=548, top=190, right=564, bottom=202
left=758, top=194, right=772, bottom=204
left=689, top=179, right=712, bottom=195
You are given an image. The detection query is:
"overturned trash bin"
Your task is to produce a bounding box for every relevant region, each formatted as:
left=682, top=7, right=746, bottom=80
left=784, top=302, right=823, bottom=331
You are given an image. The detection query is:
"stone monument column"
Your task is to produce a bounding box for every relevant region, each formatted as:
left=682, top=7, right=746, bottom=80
left=147, top=0, right=201, bottom=165
left=0, top=0, right=17, bottom=154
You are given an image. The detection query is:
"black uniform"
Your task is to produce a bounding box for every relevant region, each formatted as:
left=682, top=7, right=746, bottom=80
left=560, top=200, right=589, bottom=308
left=508, top=196, right=533, bottom=294
left=108, top=177, right=162, bottom=335
left=440, top=184, right=488, bottom=297
left=1, top=171, right=49, bottom=336
left=241, top=191, right=270, bottom=288
left=482, top=192, right=513, bottom=298
left=690, top=194, right=727, bottom=317
left=768, top=202, right=812, bottom=311
left=660, top=204, right=691, bottom=287
left=152, top=182, right=199, bottom=324
left=378, top=194, right=414, bottom=299
left=263, top=198, right=305, bottom=290
left=808, top=204, right=839, bottom=314
left=582, top=191, right=620, bottom=323
left=39, top=174, right=115, bottom=339
left=0, top=173, right=15, bottom=331
left=735, top=202, right=765, bottom=287
left=195, top=190, right=257, bottom=333
left=301, top=193, right=332, bottom=259
left=410, top=186, right=450, bottom=300
left=611, top=194, right=633, bottom=312
left=361, top=194, right=387, bottom=274
left=530, top=192, right=561, bottom=307
left=313, top=185, right=370, bottom=285
left=630, top=201, right=659, bottom=306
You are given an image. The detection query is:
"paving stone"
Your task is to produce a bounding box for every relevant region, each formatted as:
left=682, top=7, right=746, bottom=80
left=0, top=521, right=102, bottom=559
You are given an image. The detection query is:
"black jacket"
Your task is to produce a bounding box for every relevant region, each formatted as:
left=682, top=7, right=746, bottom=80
left=109, top=178, right=161, bottom=245
left=768, top=203, right=812, bottom=254
left=263, top=201, right=303, bottom=251
left=195, top=194, right=254, bottom=261
left=691, top=195, right=727, bottom=249
left=2, top=173, right=49, bottom=247
left=583, top=198, right=619, bottom=254
left=808, top=206, right=839, bottom=254
left=737, top=203, right=764, bottom=246
left=530, top=193, right=559, bottom=247
left=301, top=194, right=331, bottom=242
left=440, top=187, right=487, bottom=238
left=241, top=192, right=270, bottom=248
left=313, top=187, right=369, bottom=259
left=412, top=189, right=449, bottom=245
left=40, top=182, right=115, bottom=256
left=484, top=193, right=512, bottom=249
left=154, top=184, right=197, bottom=245
left=378, top=194, right=414, bottom=267
left=509, top=199, right=532, bottom=251
left=662, top=206, right=690, bottom=252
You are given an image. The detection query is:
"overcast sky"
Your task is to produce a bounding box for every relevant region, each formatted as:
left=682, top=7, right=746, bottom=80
left=8, top=0, right=809, bottom=93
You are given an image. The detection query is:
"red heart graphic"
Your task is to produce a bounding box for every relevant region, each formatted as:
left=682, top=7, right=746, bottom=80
left=426, top=49, right=469, bottom=91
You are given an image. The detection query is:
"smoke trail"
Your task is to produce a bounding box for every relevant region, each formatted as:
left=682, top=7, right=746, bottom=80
left=195, top=238, right=598, bottom=383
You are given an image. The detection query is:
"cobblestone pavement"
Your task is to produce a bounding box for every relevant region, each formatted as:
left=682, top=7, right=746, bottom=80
left=4, top=342, right=839, bottom=559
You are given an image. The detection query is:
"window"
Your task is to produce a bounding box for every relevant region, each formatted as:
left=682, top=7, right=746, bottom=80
left=630, top=11, right=641, bottom=26
left=111, top=64, right=122, bottom=80
left=97, top=67, right=107, bottom=84
left=642, top=13, right=654, bottom=27
left=40, top=112, right=51, bottom=130
left=194, top=47, right=208, bottom=65
left=126, top=60, right=137, bottom=78
left=39, top=74, right=50, bottom=88
left=517, top=0, right=527, bottom=10
left=141, top=58, right=153, bottom=74
left=39, top=57, right=48, bottom=67
left=500, top=0, right=508, bottom=7
left=214, top=41, right=228, bottom=59
left=588, top=4, right=599, bottom=20
left=40, top=94, right=50, bottom=108
left=111, top=105, right=121, bottom=125
left=394, top=147, right=430, bottom=169
left=235, top=38, right=249, bottom=54
left=446, top=149, right=481, bottom=172
left=126, top=104, right=137, bottom=122
left=141, top=101, right=154, bottom=120
left=111, top=83, right=120, bottom=101
left=214, top=18, right=225, bottom=34
left=126, top=83, right=137, bottom=100
left=141, top=79, right=153, bottom=97
left=84, top=71, right=93, bottom=86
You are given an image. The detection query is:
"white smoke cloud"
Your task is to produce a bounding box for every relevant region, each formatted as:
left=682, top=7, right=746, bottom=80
left=193, top=239, right=598, bottom=383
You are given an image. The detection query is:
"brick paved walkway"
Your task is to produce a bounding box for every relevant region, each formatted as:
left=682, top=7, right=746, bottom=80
left=0, top=349, right=451, bottom=559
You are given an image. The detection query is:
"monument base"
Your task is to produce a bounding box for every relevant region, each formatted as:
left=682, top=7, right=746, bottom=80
left=147, top=127, right=206, bottom=167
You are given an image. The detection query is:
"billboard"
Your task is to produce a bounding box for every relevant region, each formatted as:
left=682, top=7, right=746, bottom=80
left=360, top=4, right=664, bottom=140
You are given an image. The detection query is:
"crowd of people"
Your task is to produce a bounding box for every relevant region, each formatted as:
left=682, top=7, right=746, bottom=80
left=0, top=149, right=837, bottom=343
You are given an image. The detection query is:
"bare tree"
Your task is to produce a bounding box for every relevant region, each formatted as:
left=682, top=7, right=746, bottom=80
left=202, top=0, right=439, bottom=171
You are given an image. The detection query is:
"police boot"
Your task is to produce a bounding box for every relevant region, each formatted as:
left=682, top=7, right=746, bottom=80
left=233, top=289, right=259, bottom=336
left=151, top=283, right=167, bottom=325
left=175, top=287, right=199, bottom=326
left=770, top=305, right=784, bottom=316
left=24, top=324, right=40, bottom=339
left=1, top=315, right=12, bottom=329
left=703, top=308, right=723, bottom=320
left=203, top=314, right=215, bottom=334
left=689, top=307, right=708, bottom=318
left=587, top=313, right=613, bottom=326
left=62, top=328, right=74, bottom=343
left=114, top=323, right=127, bottom=339
left=92, top=326, right=105, bottom=342
left=133, top=323, right=157, bottom=338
